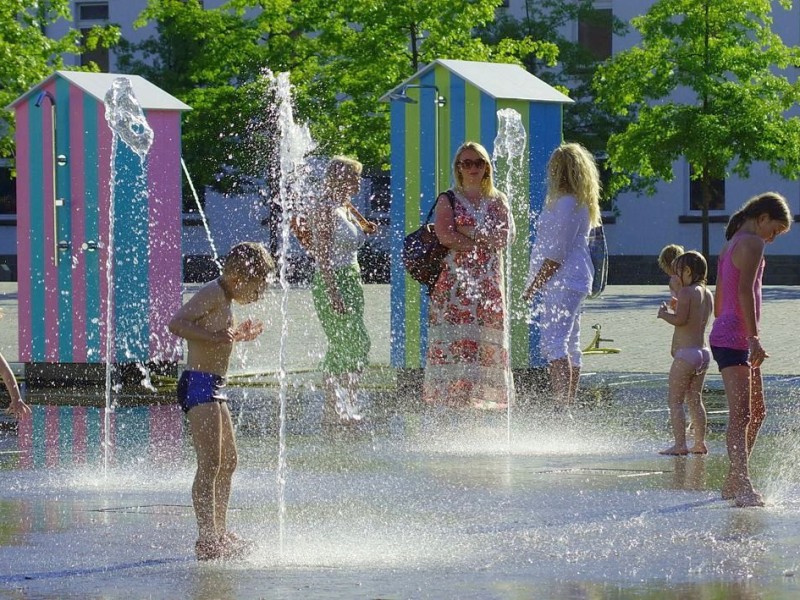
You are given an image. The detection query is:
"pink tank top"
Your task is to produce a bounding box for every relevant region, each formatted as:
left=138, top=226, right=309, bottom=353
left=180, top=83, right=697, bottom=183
left=709, top=233, right=764, bottom=350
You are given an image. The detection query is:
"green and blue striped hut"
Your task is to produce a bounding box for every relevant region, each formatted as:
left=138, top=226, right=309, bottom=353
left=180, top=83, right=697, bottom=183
left=382, top=59, right=573, bottom=371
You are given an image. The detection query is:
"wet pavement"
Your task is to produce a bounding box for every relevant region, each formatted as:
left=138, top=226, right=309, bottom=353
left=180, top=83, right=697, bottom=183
left=1, top=283, right=800, bottom=599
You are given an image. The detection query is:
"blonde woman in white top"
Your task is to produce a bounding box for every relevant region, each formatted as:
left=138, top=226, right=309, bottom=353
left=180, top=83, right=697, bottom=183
left=523, top=143, right=602, bottom=411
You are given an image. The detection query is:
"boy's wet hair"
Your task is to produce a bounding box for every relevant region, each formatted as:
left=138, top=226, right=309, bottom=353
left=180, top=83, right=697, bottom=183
left=672, top=250, right=707, bottom=286
left=657, top=244, right=684, bottom=273
left=222, top=242, right=275, bottom=281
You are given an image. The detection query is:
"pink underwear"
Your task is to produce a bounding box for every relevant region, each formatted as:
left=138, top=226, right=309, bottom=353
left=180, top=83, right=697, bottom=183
left=674, top=347, right=712, bottom=375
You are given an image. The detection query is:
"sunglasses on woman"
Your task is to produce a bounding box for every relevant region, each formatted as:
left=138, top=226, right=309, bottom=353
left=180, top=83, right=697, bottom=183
left=457, top=158, right=486, bottom=170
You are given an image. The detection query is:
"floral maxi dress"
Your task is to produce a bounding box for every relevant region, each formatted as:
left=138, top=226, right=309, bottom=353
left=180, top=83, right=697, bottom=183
left=422, top=192, right=514, bottom=409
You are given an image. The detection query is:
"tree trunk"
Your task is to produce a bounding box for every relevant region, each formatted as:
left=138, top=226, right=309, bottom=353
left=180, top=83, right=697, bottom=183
left=701, top=171, right=711, bottom=262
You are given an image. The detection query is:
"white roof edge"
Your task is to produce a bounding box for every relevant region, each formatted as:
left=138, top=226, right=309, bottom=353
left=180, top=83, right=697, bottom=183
left=380, top=59, right=573, bottom=104
left=6, top=71, right=191, bottom=111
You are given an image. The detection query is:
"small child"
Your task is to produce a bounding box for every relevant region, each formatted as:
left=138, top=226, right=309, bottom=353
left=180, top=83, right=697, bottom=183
left=658, top=243, right=685, bottom=309
left=656, top=251, right=713, bottom=455
left=1, top=309, right=29, bottom=420
left=168, top=242, right=275, bottom=561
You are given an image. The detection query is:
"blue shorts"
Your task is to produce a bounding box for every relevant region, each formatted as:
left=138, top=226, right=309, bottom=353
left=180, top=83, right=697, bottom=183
left=711, top=345, right=750, bottom=371
left=177, top=370, right=227, bottom=414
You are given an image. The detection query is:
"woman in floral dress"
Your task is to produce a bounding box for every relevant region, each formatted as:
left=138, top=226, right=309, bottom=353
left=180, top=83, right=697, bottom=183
left=422, top=141, right=515, bottom=409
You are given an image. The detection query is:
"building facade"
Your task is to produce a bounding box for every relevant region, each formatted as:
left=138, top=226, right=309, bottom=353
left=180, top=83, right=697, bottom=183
left=1, top=0, right=798, bottom=283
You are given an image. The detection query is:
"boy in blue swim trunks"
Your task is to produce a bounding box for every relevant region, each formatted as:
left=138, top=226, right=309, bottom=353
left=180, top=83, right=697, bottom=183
left=169, top=242, right=274, bottom=560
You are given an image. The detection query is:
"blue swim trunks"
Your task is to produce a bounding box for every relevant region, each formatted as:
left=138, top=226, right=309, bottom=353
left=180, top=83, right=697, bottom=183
left=177, top=370, right=227, bottom=414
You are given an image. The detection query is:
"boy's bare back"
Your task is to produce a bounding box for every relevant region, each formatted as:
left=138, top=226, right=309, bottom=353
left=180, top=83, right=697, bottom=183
left=671, top=284, right=713, bottom=355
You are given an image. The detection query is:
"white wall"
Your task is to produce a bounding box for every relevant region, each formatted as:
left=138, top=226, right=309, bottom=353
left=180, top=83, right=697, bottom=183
left=606, top=0, right=800, bottom=258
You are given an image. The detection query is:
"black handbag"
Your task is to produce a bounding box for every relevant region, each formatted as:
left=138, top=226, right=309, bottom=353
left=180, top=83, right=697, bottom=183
left=402, top=190, right=456, bottom=291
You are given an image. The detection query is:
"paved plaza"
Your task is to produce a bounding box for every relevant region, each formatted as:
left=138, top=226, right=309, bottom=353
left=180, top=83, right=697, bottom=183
left=2, top=282, right=799, bottom=379
left=1, top=282, right=800, bottom=599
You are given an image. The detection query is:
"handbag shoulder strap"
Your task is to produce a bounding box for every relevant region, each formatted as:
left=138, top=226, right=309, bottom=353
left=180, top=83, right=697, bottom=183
left=424, top=189, right=456, bottom=224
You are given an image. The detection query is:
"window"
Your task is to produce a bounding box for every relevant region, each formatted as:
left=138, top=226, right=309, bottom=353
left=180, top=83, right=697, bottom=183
left=578, top=8, right=613, bottom=60
left=0, top=161, right=16, bottom=216
left=595, top=153, right=615, bottom=212
left=689, top=166, right=725, bottom=211
left=76, top=3, right=110, bottom=72
left=78, top=3, right=108, bottom=20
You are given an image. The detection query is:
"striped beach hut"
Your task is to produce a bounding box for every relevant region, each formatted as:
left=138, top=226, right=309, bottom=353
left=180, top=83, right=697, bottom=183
left=7, top=72, right=190, bottom=378
left=382, top=59, right=573, bottom=371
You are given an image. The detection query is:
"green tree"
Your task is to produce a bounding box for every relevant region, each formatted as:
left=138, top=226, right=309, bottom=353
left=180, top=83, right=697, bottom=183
left=0, top=0, right=119, bottom=161
left=303, top=0, right=556, bottom=172
left=479, top=1, right=627, bottom=152
left=115, top=0, right=306, bottom=201
left=116, top=0, right=556, bottom=195
left=594, top=0, right=800, bottom=257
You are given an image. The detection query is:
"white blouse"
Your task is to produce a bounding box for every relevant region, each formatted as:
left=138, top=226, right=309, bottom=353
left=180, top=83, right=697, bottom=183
left=526, top=195, right=592, bottom=294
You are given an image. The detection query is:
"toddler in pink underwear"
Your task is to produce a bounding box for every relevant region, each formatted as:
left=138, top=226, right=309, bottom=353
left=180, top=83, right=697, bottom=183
left=656, top=251, right=713, bottom=455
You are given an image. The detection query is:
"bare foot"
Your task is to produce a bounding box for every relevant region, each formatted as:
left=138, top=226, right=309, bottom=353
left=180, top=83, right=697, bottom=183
left=220, top=532, right=255, bottom=559
left=735, top=488, right=765, bottom=508
left=688, top=442, right=708, bottom=455
left=721, top=476, right=736, bottom=500
left=195, top=537, right=222, bottom=561
left=659, top=445, right=688, bottom=456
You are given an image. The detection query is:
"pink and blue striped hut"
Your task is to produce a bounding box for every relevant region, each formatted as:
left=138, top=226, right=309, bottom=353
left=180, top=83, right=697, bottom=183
left=7, top=71, right=190, bottom=380
left=381, top=59, right=573, bottom=373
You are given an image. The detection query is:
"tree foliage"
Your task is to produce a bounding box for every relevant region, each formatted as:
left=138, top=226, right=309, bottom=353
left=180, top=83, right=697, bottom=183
left=115, top=0, right=556, bottom=196
left=479, top=0, right=627, bottom=155
left=593, top=0, right=800, bottom=255
left=0, top=0, right=119, bottom=161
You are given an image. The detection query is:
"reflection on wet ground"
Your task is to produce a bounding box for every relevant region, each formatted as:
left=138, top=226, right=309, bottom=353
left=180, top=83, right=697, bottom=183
left=2, top=379, right=800, bottom=599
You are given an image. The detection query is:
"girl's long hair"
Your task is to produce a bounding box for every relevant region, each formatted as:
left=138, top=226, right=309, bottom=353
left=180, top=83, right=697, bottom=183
left=725, top=191, right=791, bottom=240
left=545, top=143, right=602, bottom=227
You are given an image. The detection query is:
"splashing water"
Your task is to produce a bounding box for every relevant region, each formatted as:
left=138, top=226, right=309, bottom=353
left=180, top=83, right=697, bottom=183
left=181, top=158, right=222, bottom=272
left=493, top=108, right=528, bottom=447
left=266, top=70, right=317, bottom=556
left=102, top=77, right=154, bottom=473
left=104, top=78, right=153, bottom=161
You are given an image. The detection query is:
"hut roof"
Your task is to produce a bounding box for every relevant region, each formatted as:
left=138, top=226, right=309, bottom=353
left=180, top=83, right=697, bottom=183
left=6, top=71, right=191, bottom=111
left=381, top=59, right=573, bottom=104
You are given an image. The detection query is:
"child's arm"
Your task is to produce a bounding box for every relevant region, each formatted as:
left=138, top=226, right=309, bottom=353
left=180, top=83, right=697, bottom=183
left=733, top=235, right=767, bottom=365
left=1, top=352, right=29, bottom=419
left=232, top=319, right=264, bottom=342
left=658, top=286, right=692, bottom=326
left=668, top=274, right=682, bottom=309
left=733, top=236, right=764, bottom=339
left=168, top=284, right=234, bottom=344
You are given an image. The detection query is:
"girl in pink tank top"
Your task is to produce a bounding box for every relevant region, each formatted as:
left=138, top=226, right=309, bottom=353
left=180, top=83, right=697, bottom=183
left=710, top=192, right=791, bottom=508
